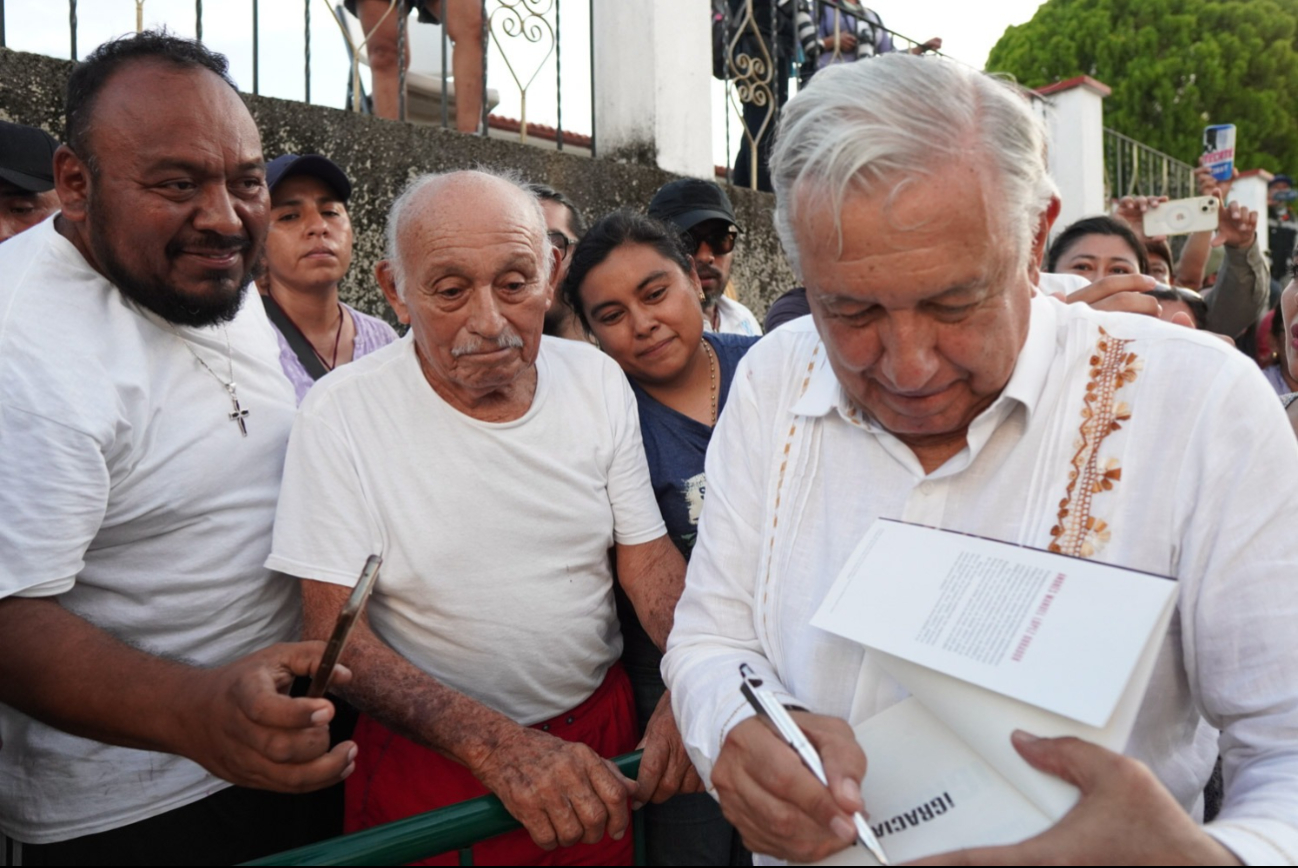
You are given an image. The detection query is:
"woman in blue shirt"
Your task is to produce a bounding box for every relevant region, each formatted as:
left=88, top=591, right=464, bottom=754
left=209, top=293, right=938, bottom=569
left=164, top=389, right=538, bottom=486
left=563, top=210, right=758, bottom=866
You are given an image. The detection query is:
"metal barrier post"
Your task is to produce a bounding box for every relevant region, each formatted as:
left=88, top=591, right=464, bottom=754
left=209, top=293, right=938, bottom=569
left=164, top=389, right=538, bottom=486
left=479, top=0, right=489, bottom=137
left=195, top=0, right=202, bottom=41
left=441, top=6, right=450, bottom=129
left=554, top=0, right=562, bottom=150
left=587, top=0, right=594, bottom=157
left=304, top=0, right=311, bottom=103
left=252, top=0, right=259, bottom=93
left=68, top=0, right=76, bottom=60
left=397, top=8, right=406, bottom=121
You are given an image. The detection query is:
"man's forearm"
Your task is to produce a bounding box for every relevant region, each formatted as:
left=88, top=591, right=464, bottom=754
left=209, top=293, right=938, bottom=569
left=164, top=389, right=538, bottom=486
left=614, top=535, right=686, bottom=652
left=0, top=596, right=198, bottom=754
left=300, top=578, right=523, bottom=771
left=1203, top=241, right=1269, bottom=337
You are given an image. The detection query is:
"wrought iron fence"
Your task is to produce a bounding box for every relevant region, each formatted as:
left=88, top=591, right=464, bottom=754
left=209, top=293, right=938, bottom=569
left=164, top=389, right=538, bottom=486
left=0, top=0, right=593, bottom=155
left=1104, top=127, right=1195, bottom=202
left=717, top=0, right=946, bottom=189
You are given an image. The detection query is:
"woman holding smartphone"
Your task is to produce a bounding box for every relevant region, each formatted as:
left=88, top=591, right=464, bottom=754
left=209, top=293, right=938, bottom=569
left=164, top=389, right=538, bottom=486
left=562, top=211, right=758, bottom=866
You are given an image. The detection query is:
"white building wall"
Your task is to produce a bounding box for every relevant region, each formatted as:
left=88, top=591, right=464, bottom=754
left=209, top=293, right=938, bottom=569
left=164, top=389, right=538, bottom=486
left=593, top=0, right=713, bottom=178
left=1041, top=80, right=1110, bottom=234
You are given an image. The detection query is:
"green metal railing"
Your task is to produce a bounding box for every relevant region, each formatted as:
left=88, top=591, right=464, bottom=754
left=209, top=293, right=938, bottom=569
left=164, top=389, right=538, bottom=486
left=245, top=752, right=643, bottom=866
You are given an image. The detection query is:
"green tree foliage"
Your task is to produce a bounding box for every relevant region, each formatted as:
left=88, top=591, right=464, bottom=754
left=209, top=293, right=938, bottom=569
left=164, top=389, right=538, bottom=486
left=986, top=0, right=1298, bottom=173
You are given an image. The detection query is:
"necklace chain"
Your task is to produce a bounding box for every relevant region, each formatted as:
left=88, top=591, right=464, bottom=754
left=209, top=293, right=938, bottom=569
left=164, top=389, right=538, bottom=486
left=271, top=290, right=345, bottom=371
left=170, top=324, right=250, bottom=437
left=324, top=303, right=344, bottom=370
left=703, top=338, right=718, bottom=427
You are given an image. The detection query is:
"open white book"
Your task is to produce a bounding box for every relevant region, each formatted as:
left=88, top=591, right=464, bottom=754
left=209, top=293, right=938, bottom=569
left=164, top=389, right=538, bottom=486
left=802, top=520, right=1178, bottom=865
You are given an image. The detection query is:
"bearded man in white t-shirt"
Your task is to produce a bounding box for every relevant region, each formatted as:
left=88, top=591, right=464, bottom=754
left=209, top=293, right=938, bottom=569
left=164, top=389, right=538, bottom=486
left=267, top=170, right=699, bottom=866
left=0, top=32, right=357, bottom=866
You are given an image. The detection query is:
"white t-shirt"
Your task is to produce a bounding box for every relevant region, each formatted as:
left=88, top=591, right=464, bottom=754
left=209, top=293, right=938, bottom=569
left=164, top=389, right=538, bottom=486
left=267, top=334, right=666, bottom=725
left=0, top=220, right=300, bottom=843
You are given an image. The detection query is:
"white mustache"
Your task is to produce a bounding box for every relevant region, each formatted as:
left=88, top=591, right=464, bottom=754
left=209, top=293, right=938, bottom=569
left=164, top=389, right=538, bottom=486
left=450, top=328, right=525, bottom=357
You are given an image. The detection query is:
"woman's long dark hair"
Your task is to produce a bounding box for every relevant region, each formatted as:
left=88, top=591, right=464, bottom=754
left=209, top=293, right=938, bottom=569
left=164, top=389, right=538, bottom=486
left=562, top=210, right=694, bottom=333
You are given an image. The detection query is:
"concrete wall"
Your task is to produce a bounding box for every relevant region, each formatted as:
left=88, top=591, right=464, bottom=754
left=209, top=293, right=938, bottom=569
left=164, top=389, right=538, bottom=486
left=0, top=47, right=795, bottom=327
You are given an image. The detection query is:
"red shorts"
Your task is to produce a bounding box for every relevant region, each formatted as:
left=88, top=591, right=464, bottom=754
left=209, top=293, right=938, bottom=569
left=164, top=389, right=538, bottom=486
left=345, top=663, right=638, bottom=866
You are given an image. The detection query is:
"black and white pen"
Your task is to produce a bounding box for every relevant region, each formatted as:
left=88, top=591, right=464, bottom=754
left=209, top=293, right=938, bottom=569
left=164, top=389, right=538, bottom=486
left=739, top=663, right=890, bottom=866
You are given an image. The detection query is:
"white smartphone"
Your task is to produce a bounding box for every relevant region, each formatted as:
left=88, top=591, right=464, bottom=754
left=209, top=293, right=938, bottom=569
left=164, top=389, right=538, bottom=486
left=1143, top=196, right=1219, bottom=236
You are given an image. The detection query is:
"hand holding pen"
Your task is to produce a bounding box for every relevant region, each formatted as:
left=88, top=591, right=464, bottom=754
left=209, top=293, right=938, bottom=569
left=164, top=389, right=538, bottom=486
left=709, top=665, right=880, bottom=864
left=739, top=664, right=890, bottom=865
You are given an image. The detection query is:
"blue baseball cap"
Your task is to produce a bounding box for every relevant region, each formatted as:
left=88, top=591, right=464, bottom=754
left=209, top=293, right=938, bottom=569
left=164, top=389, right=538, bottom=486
left=265, top=153, right=352, bottom=203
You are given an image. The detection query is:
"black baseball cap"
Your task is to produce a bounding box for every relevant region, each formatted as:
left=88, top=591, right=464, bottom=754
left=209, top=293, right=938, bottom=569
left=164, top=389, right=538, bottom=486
left=648, top=178, right=741, bottom=234
left=1270, top=174, right=1294, bottom=188
left=0, top=120, right=58, bottom=193
left=266, top=153, right=352, bottom=203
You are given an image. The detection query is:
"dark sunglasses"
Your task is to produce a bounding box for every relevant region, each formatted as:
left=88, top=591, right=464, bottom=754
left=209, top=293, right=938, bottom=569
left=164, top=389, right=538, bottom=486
left=547, top=230, right=577, bottom=258
left=681, top=225, right=738, bottom=256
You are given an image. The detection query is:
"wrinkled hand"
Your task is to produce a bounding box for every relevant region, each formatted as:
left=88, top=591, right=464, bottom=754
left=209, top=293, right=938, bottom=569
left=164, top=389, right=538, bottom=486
left=1056, top=273, right=1160, bottom=317
left=1212, top=199, right=1258, bottom=249
left=824, top=31, right=858, bottom=53
left=908, top=731, right=1240, bottom=866
left=713, top=712, right=866, bottom=863
left=633, top=690, right=704, bottom=808
left=176, top=641, right=357, bottom=793
left=474, top=725, right=635, bottom=851
left=1114, top=195, right=1168, bottom=242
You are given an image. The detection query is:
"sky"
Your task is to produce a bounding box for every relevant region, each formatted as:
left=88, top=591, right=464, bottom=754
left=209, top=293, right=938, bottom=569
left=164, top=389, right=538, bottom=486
left=2, top=0, right=1048, bottom=167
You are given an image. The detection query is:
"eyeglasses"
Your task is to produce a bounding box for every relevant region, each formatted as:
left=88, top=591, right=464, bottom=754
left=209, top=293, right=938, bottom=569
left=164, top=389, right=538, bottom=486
left=548, top=230, right=577, bottom=258
left=681, top=225, right=738, bottom=256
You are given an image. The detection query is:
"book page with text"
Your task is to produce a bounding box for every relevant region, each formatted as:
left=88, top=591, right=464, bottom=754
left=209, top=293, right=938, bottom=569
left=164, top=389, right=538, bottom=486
left=812, top=520, right=1177, bottom=727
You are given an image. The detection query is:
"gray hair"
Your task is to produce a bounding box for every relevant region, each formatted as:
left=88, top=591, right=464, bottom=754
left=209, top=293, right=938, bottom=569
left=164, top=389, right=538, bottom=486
left=384, top=167, right=553, bottom=299
left=770, top=54, right=1057, bottom=278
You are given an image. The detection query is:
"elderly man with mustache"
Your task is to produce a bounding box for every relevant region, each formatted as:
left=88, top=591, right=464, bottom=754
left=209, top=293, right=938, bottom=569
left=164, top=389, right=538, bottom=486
left=267, top=170, right=696, bottom=866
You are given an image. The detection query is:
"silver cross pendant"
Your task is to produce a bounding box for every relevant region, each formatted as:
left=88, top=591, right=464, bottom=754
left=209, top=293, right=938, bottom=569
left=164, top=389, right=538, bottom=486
left=226, top=383, right=250, bottom=437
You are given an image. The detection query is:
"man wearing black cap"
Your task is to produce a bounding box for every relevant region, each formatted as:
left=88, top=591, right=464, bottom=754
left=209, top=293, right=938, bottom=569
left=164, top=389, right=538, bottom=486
left=648, top=178, right=763, bottom=337
left=260, top=153, right=397, bottom=404
left=0, top=120, right=61, bottom=243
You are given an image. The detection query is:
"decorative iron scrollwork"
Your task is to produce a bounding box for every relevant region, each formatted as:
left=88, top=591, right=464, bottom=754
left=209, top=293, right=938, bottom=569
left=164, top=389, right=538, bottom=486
left=726, top=0, right=776, bottom=187
left=488, top=0, right=558, bottom=142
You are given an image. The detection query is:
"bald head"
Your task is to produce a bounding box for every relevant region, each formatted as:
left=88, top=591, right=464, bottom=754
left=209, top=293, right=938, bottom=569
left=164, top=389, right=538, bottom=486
left=375, top=170, right=559, bottom=414
left=385, top=170, right=551, bottom=299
